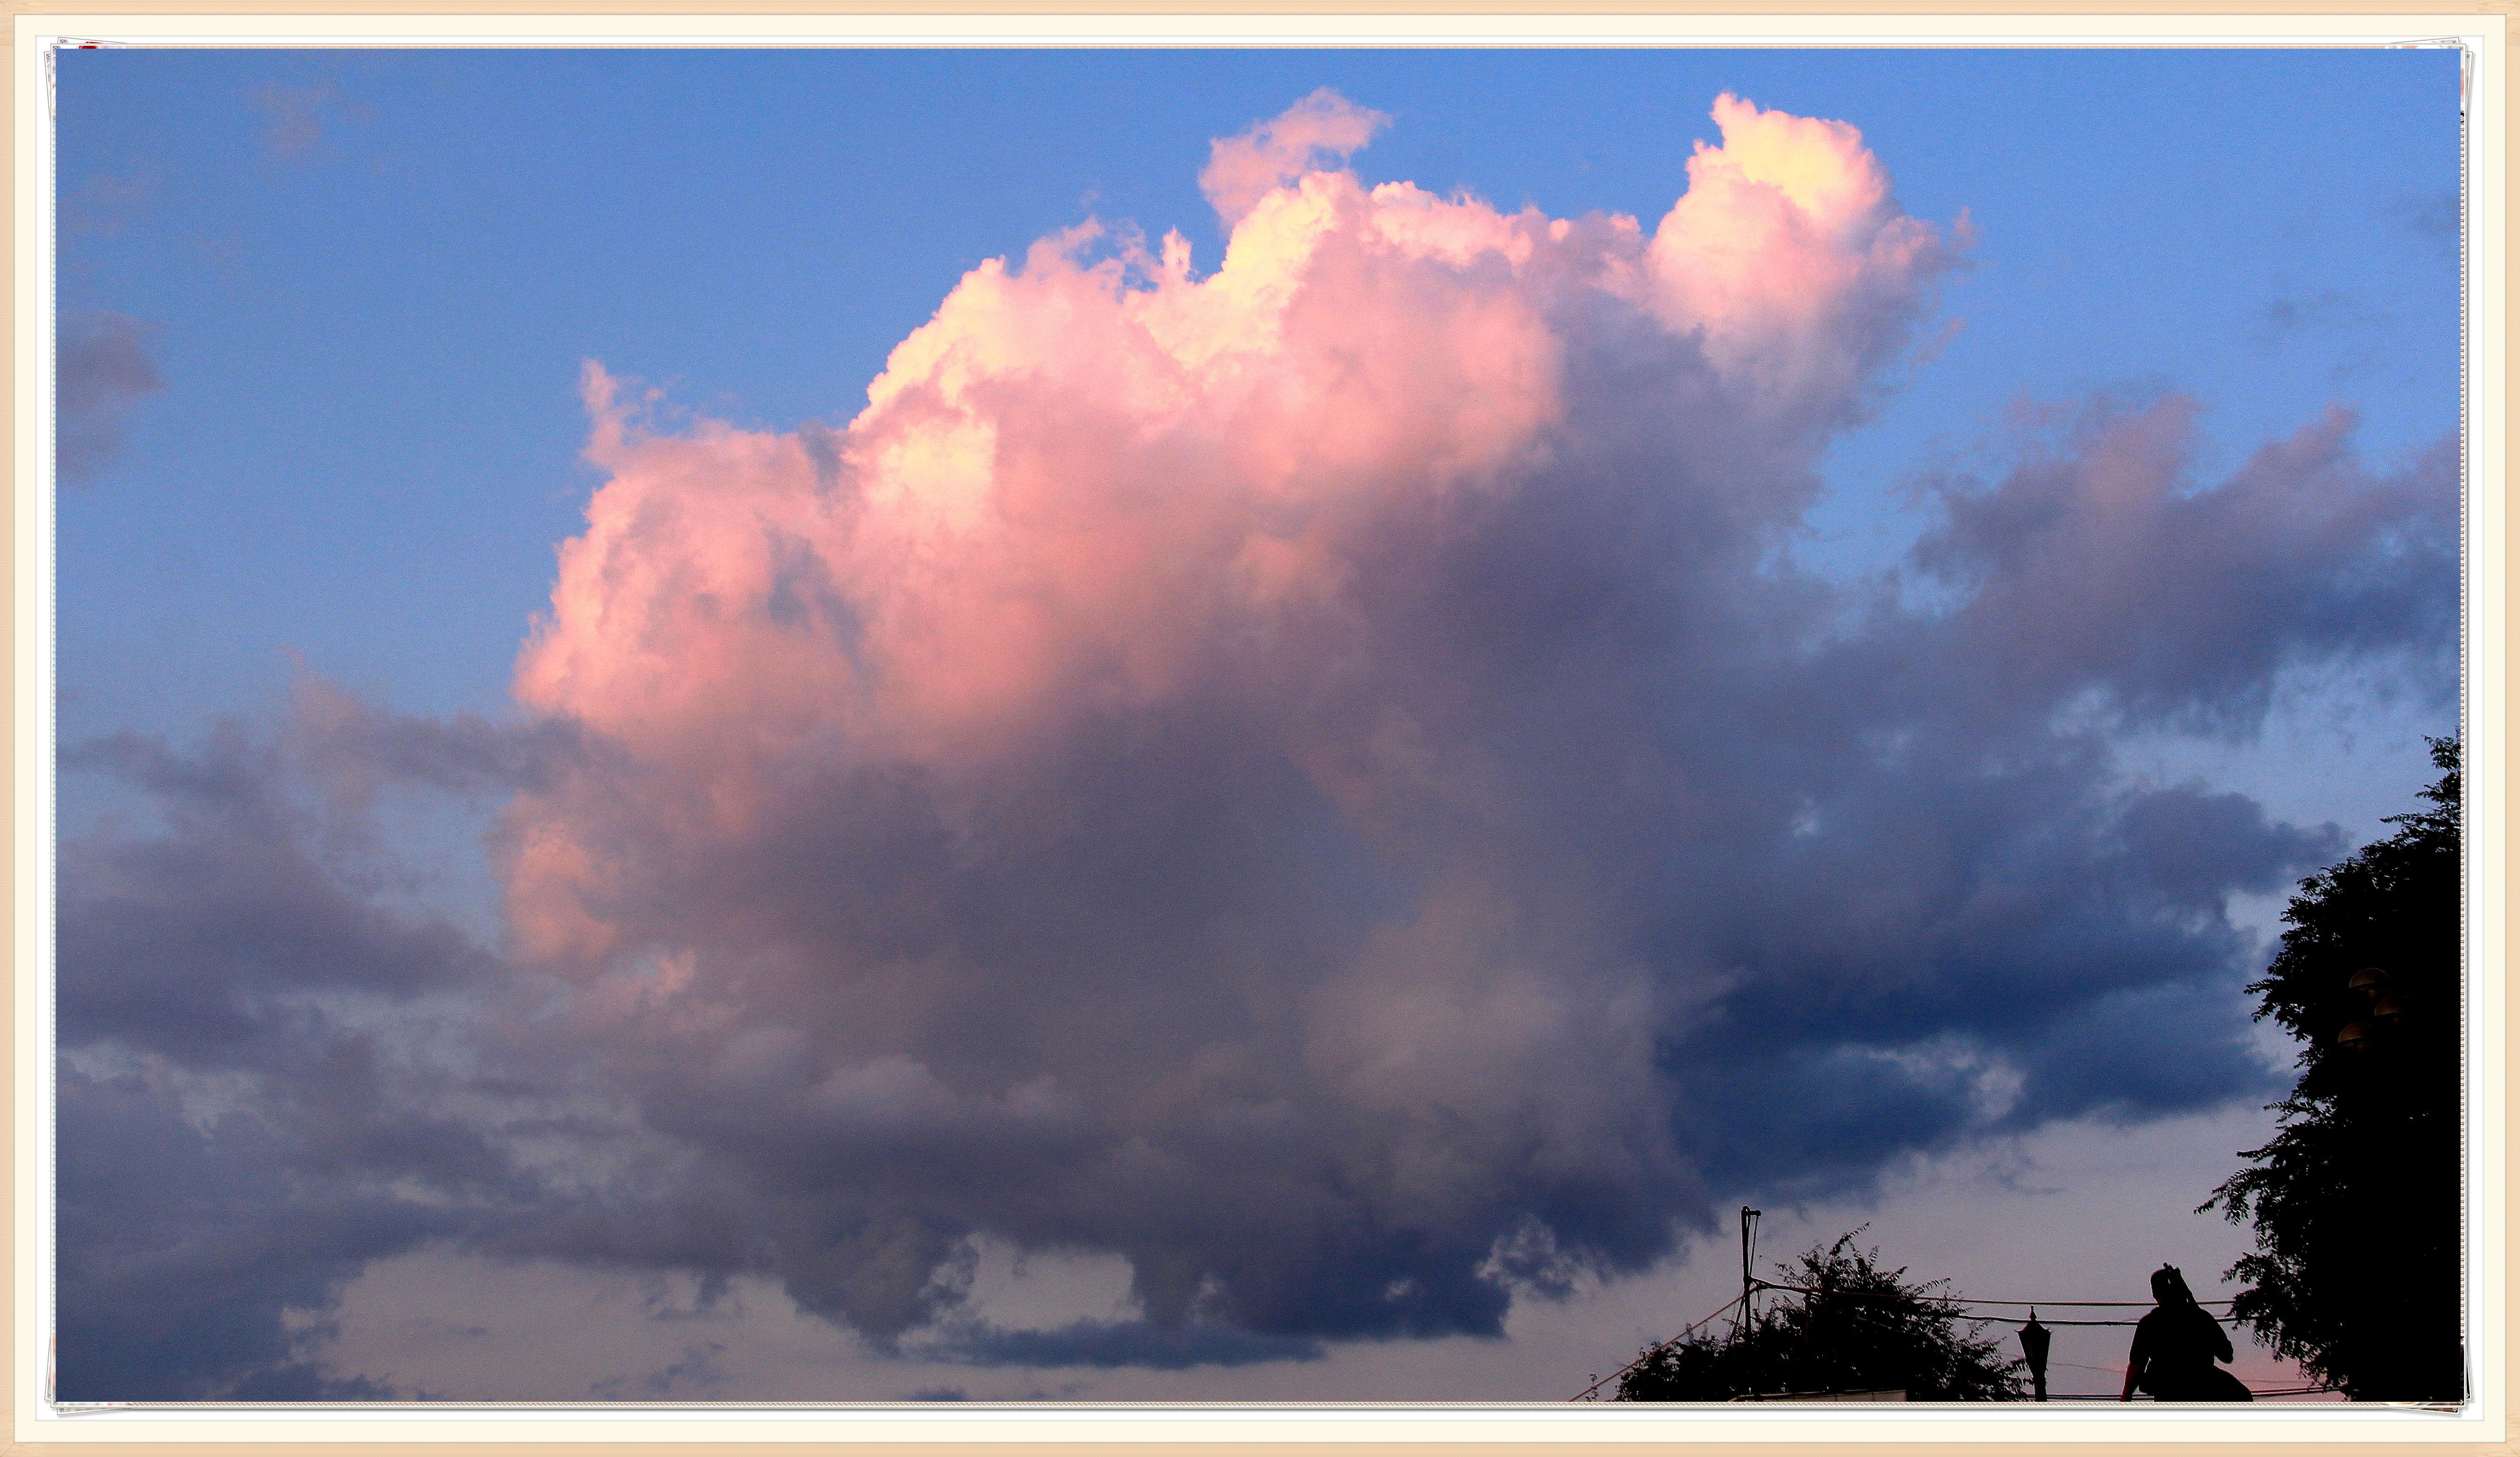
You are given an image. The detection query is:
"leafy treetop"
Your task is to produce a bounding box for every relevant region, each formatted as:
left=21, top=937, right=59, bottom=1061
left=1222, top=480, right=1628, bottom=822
left=2200, top=738, right=2460, bottom=1401
left=1616, top=1230, right=2026, bottom=1403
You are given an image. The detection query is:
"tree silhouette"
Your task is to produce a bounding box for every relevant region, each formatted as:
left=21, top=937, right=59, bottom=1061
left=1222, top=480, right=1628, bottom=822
left=1615, top=1231, right=2026, bottom=1402
left=2200, top=739, right=2462, bottom=1401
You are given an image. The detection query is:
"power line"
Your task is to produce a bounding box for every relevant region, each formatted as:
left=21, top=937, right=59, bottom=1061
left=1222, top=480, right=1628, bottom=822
left=1752, top=1279, right=2231, bottom=1309
left=1746, top=1283, right=2244, bottom=1327
left=1990, top=1316, right=2244, bottom=1327
left=1570, top=1294, right=1744, bottom=1403
left=2038, top=1387, right=2338, bottom=1400
left=1583, top=1279, right=2286, bottom=1402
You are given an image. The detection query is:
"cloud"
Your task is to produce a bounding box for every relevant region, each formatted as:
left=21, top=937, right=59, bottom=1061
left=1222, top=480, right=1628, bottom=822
left=61, top=167, right=159, bottom=237
left=1648, top=93, right=1957, bottom=423
left=285, top=674, right=601, bottom=808
left=913, top=1319, right=1326, bottom=1371
left=2250, top=288, right=2401, bottom=384
left=1199, top=87, right=1389, bottom=225
left=470, top=90, right=2444, bottom=1359
left=56, top=312, right=164, bottom=482
left=2394, top=191, right=2459, bottom=258
left=1909, top=399, right=2457, bottom=729
left=55, top=705, right=566, bottom=1399
left=248, top=80, right=372, bottom=163
left=60, top=725, right=497, bottom=1064
left=588, top=1340, right=731, bottom=1399
left=2253, top=288, right=2370, bottom=345
left=56, top=1065, right=463, bottom=1401
left=53, top=92, right=2455, bottom=1395
left=2250, top=287, right=2411, bottom=380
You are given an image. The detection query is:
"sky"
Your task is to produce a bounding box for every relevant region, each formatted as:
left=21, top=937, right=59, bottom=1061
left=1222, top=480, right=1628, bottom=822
left=49, top=47, right=2464, bottom=1405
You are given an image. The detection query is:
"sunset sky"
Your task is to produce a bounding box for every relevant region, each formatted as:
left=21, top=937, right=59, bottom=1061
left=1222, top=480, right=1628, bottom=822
left=51, top=47, right=2463, bottom=1403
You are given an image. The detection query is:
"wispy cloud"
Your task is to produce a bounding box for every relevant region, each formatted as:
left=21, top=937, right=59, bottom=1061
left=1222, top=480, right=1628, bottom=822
left=249, top=80, right=372, bottom=163
left=2254, top=287, right=2390, bottom=348
left=55, top=312, right=164, bottom=482
left=61, top=167, right=159, bottom=237
left=2394, top=190, right=2460, bottom=258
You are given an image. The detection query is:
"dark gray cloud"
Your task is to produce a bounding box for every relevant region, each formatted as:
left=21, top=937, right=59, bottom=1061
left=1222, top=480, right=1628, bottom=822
left=56, top=312, right=164, bottom=482
left=285, top=676, right=603, bottom=808
left=53, top=402, right=2445, bottom=1396
left=56, top=709, right=561, bottom=1400
left=1908, top=400, right=2456, bottom=731
left=463, top=386, right=2443, bottom=1364
left=59, top=726, right=499, bottom=1064
left=56, top=1068, right=460, bottom=1401
left=2109, top=786, right=2346, bottom=911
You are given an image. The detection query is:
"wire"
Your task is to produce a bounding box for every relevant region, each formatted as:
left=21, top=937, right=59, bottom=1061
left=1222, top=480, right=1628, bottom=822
left=1569, top=1293, right=1744, bottom=1403
left=2035, top=1388, right=2339, bottom=1400
left=1752, top=1280, right=2231, bottom=1309
left=1579, top=1280, right=2286, bottom=1401
left=2000, top=1316, right=2244, bottom=1327
left=1742, top=1282, right=2249, bottom=1324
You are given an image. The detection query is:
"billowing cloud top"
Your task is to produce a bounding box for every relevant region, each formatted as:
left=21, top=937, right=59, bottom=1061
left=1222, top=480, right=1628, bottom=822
left=58, top=92, right=2455, bottom=1393
left=514, top=91, right=1951, bottom=818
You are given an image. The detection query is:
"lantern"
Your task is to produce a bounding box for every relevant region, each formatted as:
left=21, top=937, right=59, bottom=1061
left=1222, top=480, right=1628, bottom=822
left=2018, top=1310, right=2051, bottom=1402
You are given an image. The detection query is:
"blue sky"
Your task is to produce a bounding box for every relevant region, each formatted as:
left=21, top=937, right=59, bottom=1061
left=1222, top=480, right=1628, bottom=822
left=58, top=48, right=2458, bottom=737
left=51, top=47, right=2464, bottom=1404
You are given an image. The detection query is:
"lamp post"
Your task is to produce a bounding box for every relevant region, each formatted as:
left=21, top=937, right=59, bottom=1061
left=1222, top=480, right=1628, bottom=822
left=2018, top=1310, right=2050, bottom=1402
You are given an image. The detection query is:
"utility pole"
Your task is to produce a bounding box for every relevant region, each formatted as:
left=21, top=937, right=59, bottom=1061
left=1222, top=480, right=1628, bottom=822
left=1739, top=1206, right=1761, bottom=1338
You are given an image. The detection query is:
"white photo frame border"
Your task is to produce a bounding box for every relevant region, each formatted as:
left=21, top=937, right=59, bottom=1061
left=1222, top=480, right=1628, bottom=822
left=11, top=10, right=2506, bottom=1450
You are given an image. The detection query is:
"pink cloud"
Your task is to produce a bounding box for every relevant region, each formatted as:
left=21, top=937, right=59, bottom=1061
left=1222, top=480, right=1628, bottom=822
left=1646, top=93, right=1957, bottom=423
left=496, top=90, right=1967, bottom=1324
left=493, top=93, right=2422, bottom=1344
left=514, top=92, right=1950, bottom=829
left=1198, top=86, right=1389, bottom=225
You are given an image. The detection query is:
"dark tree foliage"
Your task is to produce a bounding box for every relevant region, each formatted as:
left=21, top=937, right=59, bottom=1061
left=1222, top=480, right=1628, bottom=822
left=2200, top=739, right=2462, bottom=1401
left=1614, top=1231, right=2026, bottom=1402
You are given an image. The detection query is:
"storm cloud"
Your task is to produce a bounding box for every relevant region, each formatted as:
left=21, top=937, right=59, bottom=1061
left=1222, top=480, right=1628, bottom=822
left=56, top=709, right=546, bottom=1399
left=55, top=91, right=2455, bottom=1393
left=482, top=94, right=2443, bottom=1347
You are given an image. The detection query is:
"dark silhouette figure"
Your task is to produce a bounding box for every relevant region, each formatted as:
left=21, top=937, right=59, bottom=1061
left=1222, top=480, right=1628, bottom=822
left=2120, top=1265, right=2252, bottom=1402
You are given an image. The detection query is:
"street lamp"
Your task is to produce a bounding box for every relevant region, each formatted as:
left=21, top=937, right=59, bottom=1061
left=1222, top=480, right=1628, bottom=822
left=2336, top=967, right=2410, bottom=1051
left=2018, top=1310, right=2051, bottom=1402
